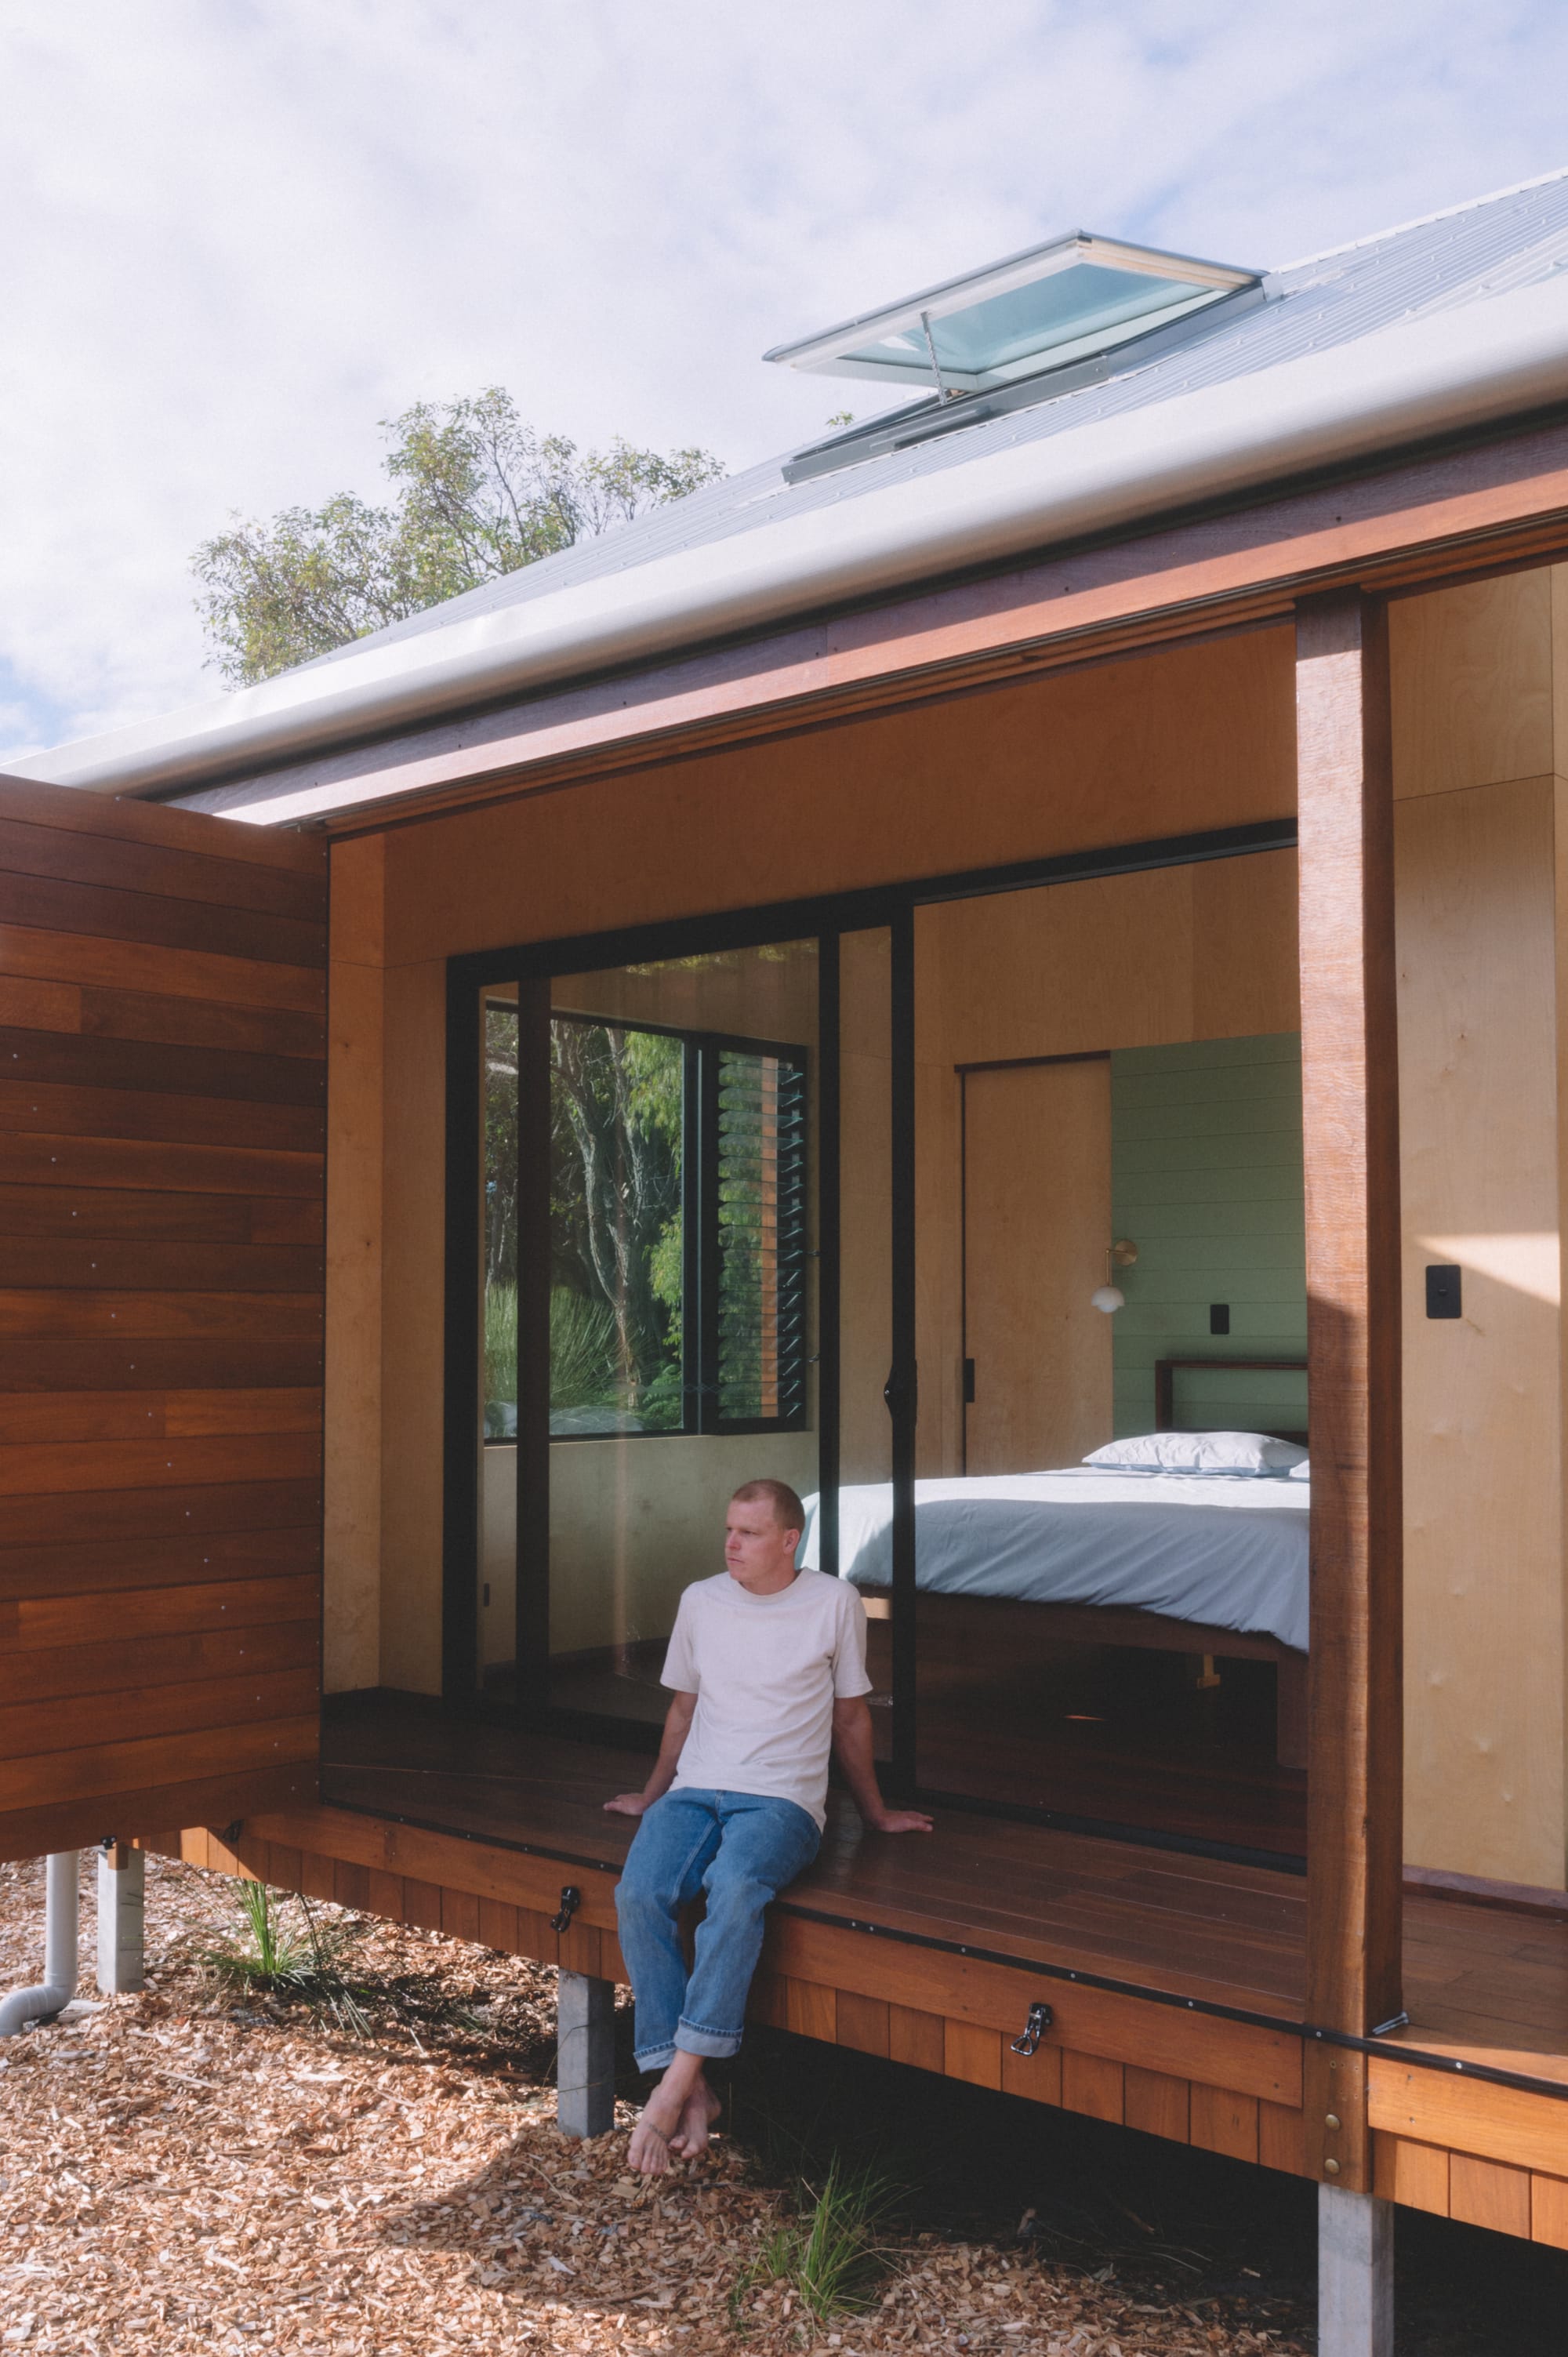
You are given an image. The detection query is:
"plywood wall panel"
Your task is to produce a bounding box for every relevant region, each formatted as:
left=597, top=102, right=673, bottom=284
left=379, top=629, right=1297, bottom=968
left=324, top=868, right=385, bottom=1694
left=1396, top=775, right=1564, bottom=1887
left=378, top=957, right=447, bottom=1692
left=1391, top=573, right=1555, bottom=799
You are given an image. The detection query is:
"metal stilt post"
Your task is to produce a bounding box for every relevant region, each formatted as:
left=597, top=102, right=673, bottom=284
left=1318, top=2184, right=1393, bottom=2357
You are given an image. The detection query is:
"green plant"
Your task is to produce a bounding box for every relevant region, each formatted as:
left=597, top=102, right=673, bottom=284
left=734, top=2155, right=902, bottom=2326
left=484, top=1280, right=518, bottom=1427
left=201, top=1883, right=372, bottom=2037
left=547, top=1284, right=619, bottom=1409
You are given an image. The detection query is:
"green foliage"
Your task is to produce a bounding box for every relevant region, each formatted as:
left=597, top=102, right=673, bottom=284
left=547, top=1285, right=619, bottom=1410
left=193, top=387, right=724, bottom=686
left=200, top=1883, right=372, bottom=2037
left=734, top=2155, right=901, bottom=2325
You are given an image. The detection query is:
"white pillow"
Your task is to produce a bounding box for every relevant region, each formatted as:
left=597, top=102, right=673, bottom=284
left=1083, top=1429, right=1309, bottom=1477
left=1287, top=1458, right=1311, bottom=1481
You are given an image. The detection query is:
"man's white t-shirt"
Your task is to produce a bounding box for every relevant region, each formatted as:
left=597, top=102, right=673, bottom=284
left=660, top=1569, right=873, bottom=1832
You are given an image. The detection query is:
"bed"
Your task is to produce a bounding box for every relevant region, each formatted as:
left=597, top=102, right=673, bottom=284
left=799, top=1356, right=1310, bottom=1769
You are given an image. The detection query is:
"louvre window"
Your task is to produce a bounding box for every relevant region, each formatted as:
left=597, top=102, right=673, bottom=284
left=483, top=1008, right=808, bottom=1440
left=715, top=1051, right=809, bottom=1426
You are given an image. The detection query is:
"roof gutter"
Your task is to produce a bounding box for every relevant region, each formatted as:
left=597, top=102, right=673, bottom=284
left=17, top=272, right=1568, bottom=805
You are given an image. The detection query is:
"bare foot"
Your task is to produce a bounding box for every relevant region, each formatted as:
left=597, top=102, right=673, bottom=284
left=669, top=2077, right=722, bottom=2160
left=628, top=2085, right=684, bottom=2175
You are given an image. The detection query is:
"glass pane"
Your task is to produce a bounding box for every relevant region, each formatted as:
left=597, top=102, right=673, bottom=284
left=541, top=942, right=820, bottom=1736
left=911, top=863, right=1308, bottom=1852
left=548, top=1017, right=684, bottom=1436
left=827, top=926, right=895, bottom=1767
left=850, top=266, right=1215, bottom=386
left=483, top=995, right=519, bottom=1439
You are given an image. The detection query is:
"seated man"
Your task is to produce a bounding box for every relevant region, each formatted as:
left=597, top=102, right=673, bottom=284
left=605, top=1476, right=931, bottom=2173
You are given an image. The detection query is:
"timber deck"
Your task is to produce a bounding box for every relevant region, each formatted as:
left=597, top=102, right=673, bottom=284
left=159, top=1692, right=1568, bottom=2253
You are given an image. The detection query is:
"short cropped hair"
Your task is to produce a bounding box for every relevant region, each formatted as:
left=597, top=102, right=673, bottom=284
left=731, top=1477, right=807, bottom=1538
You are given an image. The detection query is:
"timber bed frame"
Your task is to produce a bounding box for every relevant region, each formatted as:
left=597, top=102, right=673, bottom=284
left=856, top=1354, right=1311, bottom=1769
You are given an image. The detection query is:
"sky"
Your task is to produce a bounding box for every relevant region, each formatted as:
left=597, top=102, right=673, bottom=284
left=3, top=0, right=1568, bottom=760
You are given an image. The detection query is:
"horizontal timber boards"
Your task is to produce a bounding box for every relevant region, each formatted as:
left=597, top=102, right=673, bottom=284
left=213, top=411, right=1568, bottom=832
left=0, top=1527, right=319, bottom=1605
left=0, top=1185, right=323, bottom=1241
left=0, top=1340, right=324, bottom=1391
left=228, top=1803, right=1299, bottom=2105
left=0, top=778, right=325, bottom=1857
left=0, top=922, right=325, bottom=1014
left=197, top=1803, right=1568, bottom=2245
left=2, top=1569, right=321, bottom=1647
left=0, top=1760, right=316, bottom=1864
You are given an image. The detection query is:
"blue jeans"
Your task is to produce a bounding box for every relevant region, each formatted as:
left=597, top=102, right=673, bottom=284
left=615, top=1789, right=821, bottom=2072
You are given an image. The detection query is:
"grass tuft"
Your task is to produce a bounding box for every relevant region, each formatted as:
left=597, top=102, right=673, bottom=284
left=733, top=2154, right=902, bottom=2326
left=200, top=1883, right=372, bottom=2037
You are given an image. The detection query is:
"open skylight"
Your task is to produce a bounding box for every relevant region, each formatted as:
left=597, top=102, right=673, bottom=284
left=765, top=232, right=1261, bottom=397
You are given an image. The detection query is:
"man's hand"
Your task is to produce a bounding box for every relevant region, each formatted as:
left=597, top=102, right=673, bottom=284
left=604, top=1792, right=652, bottom=1818
left=866, top=1806, right=934, bottom=1834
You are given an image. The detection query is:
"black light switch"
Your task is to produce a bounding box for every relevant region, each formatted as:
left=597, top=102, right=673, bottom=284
left=1426, top=1264, right=1462, bottom=1320
left=1210, top=1303, right=1230, bottom=1336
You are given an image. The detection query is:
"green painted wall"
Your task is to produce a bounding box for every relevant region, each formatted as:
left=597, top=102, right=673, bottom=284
left=1110, top=1033, right=1307, bottom=1440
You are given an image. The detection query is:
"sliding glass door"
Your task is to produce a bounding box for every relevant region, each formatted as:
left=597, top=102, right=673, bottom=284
left=459, top=829, right=1308, bottom=1860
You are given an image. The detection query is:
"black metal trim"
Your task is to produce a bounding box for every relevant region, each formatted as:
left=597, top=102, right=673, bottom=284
left=441, top=969, right=484, bottom=1706
left=889, top=905, right=917, bottom=1796
left=955, top=1048, right=1111, bottom=1077
left=514, top=975, right=552, bottom=1712
left=447, top=819, right=1298, bottom=995
left=818, top=931, right=841, bottom=1582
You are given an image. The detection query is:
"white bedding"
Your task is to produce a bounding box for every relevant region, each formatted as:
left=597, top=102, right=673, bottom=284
left=797, top=1467, right=1309, bottom=1653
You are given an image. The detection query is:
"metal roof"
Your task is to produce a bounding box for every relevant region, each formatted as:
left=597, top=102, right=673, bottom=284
left=295, top=165, right=1568, bottom=673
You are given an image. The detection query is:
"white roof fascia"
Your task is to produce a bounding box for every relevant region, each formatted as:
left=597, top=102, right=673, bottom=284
left=16, top=270, right=1568, bottom=815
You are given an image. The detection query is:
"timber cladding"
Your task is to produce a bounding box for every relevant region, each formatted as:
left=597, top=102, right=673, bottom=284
left=173, top=1808, right=1312, bottom=2177
left=0, top=778, right=326, bottom=1860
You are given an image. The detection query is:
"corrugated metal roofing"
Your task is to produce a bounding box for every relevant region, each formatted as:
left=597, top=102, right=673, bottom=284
left=301, top=166, right=1568, bottom=674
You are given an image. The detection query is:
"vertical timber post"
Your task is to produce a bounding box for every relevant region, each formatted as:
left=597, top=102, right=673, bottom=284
left=1297, top=591, right=1401, bottom=2355
left=96, top=1843, right=145, bottom=1996
left=557, top=1970, right=616, bottom=2137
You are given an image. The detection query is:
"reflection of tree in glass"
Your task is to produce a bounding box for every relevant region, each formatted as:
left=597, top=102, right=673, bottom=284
left=550, top=1021, right=684, bottom=1425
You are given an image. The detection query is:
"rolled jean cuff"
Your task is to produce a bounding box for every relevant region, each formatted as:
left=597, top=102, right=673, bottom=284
left=635, top=2041, right=677, bottom=2074
left=674, top=2017, right=744, bottom=2060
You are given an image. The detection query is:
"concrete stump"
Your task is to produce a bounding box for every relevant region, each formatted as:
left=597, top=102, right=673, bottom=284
left=96, top=1844, right=145, bottom=1996
left=557, top=1970, right=615, bottom=2137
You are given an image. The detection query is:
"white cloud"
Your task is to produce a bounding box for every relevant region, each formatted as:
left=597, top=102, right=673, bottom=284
left=2, top=0, right=1566, bottom=754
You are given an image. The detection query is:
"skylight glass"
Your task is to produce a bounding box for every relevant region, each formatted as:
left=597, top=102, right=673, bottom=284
left=766, top=233, right=1261, bottom=396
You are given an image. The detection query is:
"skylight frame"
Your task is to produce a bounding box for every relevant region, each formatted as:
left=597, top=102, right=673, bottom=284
left=764, top=231, right=1262, bottom=395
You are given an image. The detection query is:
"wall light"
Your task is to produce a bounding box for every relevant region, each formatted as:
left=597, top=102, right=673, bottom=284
left=1091, top=1239, right=1138, bottom=1314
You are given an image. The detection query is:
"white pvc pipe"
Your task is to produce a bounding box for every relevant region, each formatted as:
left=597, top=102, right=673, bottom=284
left=14, top=271, right=1568, bottom=804
left=0, top=1852, right=80, bottom=2036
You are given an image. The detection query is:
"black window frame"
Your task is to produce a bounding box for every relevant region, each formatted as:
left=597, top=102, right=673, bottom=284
left=442, top=815, right=1304, bottom=1875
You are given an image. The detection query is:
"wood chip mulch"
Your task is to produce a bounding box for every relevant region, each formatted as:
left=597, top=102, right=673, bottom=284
left=0, top=1853, right=1302, bottom=2355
